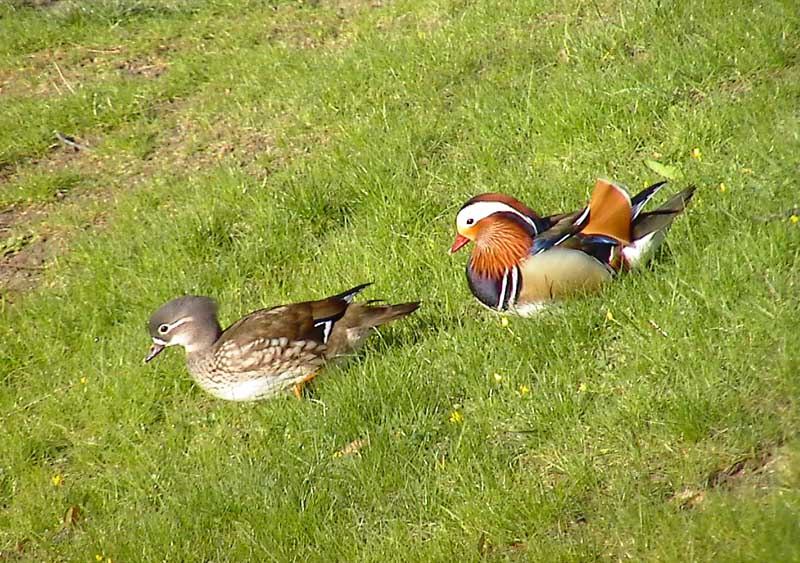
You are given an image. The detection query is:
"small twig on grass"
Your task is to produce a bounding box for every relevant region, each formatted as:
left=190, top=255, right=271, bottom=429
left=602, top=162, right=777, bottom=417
left=83, top=47, right=123, bottom=54
left=752, top=207, right=800, bottom=223
left=2, top=264, right=45, bottom=271
left=52, top=61, right=75, bottom=94
left=333, top=436, right=370, bottom=457
left=3, top=381, right=76, bottom=422
left=763, top=274, right=780, bottom=301
left=648, top=319, right=669, bottom=337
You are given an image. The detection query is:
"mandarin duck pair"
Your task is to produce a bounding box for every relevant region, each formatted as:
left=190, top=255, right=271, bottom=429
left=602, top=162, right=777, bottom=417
left=145, top=179, right=693, bottom=401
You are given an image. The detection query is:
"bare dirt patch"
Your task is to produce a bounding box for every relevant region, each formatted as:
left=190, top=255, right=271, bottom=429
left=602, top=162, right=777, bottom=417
left=0, top=102, right=317, bottom=301
left=117, top=56, right=169, bottom=79
left=0, top=235, right=60, bottom=296
left=0, top=137, right=100, bottom=301
left=141, top=98, right=330, bottom=181
left=669, top=446, right=788, bottom=510
left=7, top=0, right=63, bottom=6
left=0, top=204, right=55, bottom=299
left=0, top=41, right=174, bottom=99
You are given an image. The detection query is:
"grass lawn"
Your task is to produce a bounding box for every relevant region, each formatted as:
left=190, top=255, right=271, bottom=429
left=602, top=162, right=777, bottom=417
left=1, top=0, right=799, bottom=560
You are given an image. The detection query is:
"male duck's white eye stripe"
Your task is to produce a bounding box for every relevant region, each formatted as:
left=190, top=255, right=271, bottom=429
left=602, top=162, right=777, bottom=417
left=457, top=201, right=539, bottom=234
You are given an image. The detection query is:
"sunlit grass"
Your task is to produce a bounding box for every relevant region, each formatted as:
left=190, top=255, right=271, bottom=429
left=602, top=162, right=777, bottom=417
left=1, top=0, right=799, bottom=561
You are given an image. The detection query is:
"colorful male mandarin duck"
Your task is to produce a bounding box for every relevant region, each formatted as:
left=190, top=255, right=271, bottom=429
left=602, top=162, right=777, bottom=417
left=449, top=180, right=695, bottom=315
left=144, top=283, right=419, bottom=401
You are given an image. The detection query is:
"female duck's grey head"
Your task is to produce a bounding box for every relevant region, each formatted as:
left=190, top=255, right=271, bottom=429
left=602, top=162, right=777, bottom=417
left=144, top=296, right=220, bottom=362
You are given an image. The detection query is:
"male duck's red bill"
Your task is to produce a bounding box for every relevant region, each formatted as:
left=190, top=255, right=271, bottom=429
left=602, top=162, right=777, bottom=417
left=449, top=233, right=471, bottom=254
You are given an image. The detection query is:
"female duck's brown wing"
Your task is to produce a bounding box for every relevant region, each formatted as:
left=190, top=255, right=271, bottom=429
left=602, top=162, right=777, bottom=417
left=218, top=304, right=318, bottom=346
left=210, top=304, right=327, bottom=377
left=216, top=283, right=372, bottom=349
left=207, top=302, right=343, bottom=383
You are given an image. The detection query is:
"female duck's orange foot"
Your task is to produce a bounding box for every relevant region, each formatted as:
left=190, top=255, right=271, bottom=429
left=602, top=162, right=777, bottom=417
left=293, top=370, right=320, bottom=399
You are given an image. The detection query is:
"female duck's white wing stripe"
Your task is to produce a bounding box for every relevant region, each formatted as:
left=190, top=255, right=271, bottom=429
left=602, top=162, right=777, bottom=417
left=313, top=319, right=334, bottom=343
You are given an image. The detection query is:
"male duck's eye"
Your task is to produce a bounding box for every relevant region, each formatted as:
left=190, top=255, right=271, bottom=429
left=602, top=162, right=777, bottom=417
left=158, top=324, right=169, bottom=334
left=466, top=218, right=474, bottom=225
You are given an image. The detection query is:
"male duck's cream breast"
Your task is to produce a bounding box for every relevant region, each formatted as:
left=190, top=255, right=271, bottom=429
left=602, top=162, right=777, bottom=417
left=518, top=247, right=612, bottom=303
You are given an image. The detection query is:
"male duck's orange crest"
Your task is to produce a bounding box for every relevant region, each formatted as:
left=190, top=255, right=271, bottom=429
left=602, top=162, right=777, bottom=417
left=469, top=217, right=532, bottom=279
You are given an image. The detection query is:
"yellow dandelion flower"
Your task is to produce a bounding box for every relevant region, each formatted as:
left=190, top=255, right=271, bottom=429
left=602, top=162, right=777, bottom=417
left=493, top=373, right=503, bottom=382
left=51, top=474, right=63, bottom=487
left=95, top=555, right=104, bottom=562
left=578, top=383, right=588, bottom=393
left=80, top=376, right=88, bottom=385
left=605, top=310, right=614, bottom=321
left=790, top=215, right=799, bottom=224
left=718, top=183, right=726, bottom=193
left=741, top=167, right=753, bottom=174
left=518, top=385, right=530, bottom=397
left=449, top=410, right=463, bottom=424
left=690, top=147, right=702, bottom=160
left=500, top=317, right=509, bottom=327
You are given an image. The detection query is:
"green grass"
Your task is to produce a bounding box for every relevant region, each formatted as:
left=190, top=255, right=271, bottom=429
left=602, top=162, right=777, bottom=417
left=1, top=0, right=799, bottom=560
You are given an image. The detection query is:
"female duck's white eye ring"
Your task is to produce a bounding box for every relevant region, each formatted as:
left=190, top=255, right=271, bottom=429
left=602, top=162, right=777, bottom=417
left=158, top=324, right=170, bottom=334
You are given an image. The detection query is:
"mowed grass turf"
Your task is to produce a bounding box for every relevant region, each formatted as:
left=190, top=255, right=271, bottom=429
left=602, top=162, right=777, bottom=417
left=1, top=0, right=799, bottom=560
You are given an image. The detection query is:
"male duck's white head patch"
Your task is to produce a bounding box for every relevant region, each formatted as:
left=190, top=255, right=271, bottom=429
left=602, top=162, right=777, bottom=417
left=456, top=200, right=539, bottom=233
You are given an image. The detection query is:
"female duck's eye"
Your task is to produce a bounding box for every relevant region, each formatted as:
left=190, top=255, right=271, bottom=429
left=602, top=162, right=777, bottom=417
left=466, top=218, right=474, bottom=225
left=158, top=324, right=169, bottom=334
